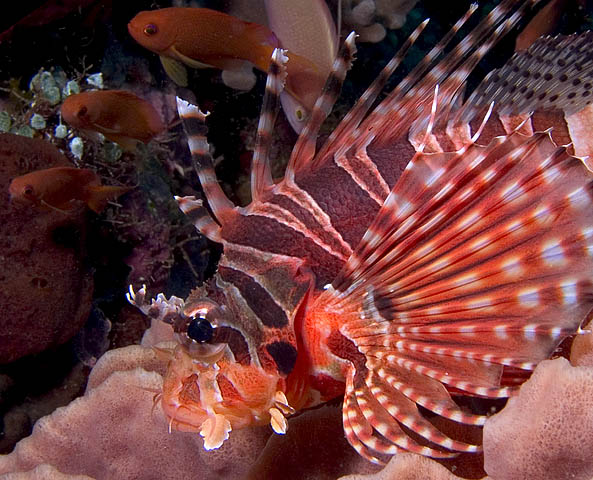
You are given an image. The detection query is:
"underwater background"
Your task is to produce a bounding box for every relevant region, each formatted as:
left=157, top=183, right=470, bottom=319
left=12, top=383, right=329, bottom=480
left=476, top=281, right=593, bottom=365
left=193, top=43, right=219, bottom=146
left=0, top=1, right=593, bottom=479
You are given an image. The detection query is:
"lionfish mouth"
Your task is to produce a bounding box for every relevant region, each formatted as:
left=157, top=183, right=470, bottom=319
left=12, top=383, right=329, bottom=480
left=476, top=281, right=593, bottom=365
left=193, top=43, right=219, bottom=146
left=160, top=344, right=294, bottom=449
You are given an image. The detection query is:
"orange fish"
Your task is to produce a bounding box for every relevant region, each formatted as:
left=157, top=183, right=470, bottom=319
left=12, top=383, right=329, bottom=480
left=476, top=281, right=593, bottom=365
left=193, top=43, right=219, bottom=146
left=61, top=90, right=165, bottom=151
left=9, top=166, right=131, bottom=213
left=127, top=7, right=324, bottom=114
left=515, top=0, right=569, bottom=51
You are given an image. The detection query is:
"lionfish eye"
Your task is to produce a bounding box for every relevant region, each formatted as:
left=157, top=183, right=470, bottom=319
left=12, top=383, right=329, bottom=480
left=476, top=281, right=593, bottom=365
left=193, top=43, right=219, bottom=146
left=187, top=317, right=214, bottom=343
left=23, top=184, right=34, bottom=196
left=143, top=23, right=158, bottom=35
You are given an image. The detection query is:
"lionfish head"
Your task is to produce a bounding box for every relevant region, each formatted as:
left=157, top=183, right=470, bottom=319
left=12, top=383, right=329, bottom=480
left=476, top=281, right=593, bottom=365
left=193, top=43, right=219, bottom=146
left=141, top=283, right=295, bottom=450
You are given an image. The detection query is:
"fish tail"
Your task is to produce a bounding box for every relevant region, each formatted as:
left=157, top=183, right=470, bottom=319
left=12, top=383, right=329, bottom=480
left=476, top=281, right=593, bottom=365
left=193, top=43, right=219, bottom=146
left=85, top=185, right=133, bottom=213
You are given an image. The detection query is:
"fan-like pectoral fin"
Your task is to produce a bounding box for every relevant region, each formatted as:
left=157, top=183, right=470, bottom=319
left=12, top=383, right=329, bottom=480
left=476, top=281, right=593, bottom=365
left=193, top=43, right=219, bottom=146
left=315, top=119, right=593, bottom=458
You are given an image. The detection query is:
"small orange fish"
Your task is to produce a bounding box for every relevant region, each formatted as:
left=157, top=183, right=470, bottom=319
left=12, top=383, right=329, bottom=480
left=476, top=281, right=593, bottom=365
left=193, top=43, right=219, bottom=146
left=127, top=7, right=324, bottom=113
left=9, top=166, right=131, bottom=213
left=61, top=90, right=165, bottom=151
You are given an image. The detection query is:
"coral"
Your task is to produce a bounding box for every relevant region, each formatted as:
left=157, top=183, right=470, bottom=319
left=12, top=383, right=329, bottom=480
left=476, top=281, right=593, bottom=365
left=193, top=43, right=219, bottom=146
left=0, top=366, right=270, bottom=480
left=339, top=452, right=468, bottom=480
left=0, top=464, right=94, bottom=479
left=0, top=133, right=93, bottom=363
left=483, top=357, right=593, bottom=480
left=342, top=0, right=420, bottom=43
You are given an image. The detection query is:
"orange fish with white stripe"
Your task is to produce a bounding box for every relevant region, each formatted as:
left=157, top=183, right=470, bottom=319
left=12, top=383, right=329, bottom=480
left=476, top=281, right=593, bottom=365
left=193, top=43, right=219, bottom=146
left=129, top=0, right=593, bottom=464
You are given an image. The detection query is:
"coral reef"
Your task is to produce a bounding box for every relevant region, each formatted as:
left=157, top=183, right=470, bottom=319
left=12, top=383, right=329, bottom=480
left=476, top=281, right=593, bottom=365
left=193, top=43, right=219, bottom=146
left=483, top=357, right=593, bottom=480
left=0, top=133, right=93, bottom=363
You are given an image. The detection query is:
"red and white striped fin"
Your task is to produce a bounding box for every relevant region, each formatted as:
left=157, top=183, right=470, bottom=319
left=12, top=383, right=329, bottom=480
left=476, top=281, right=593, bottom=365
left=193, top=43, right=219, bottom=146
left=286, top=32, right=357, bottom=177
left=316, top=3, right=477, bottom=163
left=176, top=97, right=236, bottom=224
left=314, top=0, right=540, bottom=164
left=315, top=125, right=593, bottom=458
left=251, top=48, right=289, bottom=202
left=175, top=195, right=222, bottom=242
left=367, top=0, right=540, bottom=147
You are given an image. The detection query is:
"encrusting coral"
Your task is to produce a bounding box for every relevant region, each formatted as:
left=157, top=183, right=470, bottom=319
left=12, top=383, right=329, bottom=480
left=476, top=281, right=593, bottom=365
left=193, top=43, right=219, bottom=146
left=0, top=133, right=93, bottom=364
left=483, top=355, right=593, bottom=480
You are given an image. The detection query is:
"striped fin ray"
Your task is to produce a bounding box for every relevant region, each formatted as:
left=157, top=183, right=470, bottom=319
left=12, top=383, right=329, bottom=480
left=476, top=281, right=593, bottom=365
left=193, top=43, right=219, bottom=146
left=313, top=122, right=593, bottom=459
left=324, top=0, right=541, bottom=162
left=176, top=97, right=236, bottom=225
left=251, top=48, right=288, bottom=202
left=286, top=32, right=357, bottom=177
left=175, top=195, right=222, bottom=242
left=316, top=4, right=475, bottom=163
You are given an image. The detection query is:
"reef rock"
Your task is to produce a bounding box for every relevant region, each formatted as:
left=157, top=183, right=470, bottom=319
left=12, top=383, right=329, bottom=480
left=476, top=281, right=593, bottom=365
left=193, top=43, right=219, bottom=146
left=0, top=133, right=93, bottom=363
left=483, top=357, right=593, bottom=480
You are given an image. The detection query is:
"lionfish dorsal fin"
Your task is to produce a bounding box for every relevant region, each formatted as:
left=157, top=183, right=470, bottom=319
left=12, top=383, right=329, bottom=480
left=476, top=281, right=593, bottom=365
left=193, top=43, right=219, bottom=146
left=311, top=0, right=541, bottom=175
left=176, top=97, right=236, bottom=232
left=454, top=32, right=593, bottom=124
left=250, top=48, right=289, bottom=202
left=285, top=32, right=357, bottom=178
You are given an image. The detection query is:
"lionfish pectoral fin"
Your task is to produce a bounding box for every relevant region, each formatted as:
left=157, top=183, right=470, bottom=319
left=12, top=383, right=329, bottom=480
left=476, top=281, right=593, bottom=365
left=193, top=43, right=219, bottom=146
left=341, top=367, right=478, bottom=465
left=315, top=117, right=593, bottom=457
left=200, top=413, right=232, bottom=450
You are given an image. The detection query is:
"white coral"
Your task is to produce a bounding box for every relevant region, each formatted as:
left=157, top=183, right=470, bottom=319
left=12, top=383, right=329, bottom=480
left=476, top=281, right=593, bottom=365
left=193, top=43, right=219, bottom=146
left=343, top=0, right=419, bottom=43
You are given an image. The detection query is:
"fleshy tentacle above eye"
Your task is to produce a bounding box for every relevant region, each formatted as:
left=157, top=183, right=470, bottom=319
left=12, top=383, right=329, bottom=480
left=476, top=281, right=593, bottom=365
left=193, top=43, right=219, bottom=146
left=127, top=284, right=185, bottom=325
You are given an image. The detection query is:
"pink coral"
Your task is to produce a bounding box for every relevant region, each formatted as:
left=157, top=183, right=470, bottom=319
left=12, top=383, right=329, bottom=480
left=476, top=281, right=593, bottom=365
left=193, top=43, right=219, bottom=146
left=0, top=350, right=270, bottom=479
left=483, top=357, right=593, bottom=480
left=339, top=452, right=467, bottom=480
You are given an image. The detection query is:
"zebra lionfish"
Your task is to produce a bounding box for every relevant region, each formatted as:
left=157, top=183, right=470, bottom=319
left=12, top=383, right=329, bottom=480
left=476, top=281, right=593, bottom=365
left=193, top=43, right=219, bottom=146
left=129, top=0, right=593, bottom=464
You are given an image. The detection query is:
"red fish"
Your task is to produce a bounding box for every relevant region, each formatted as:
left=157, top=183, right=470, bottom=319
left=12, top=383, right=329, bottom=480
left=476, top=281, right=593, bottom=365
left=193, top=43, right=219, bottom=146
left=129, top=0, right=593, bottom=465
left=127, top=7, right=325, bottom=115
left=9, top=167, right=131, bottom=213
left=61, top=90, right=165, bottom=151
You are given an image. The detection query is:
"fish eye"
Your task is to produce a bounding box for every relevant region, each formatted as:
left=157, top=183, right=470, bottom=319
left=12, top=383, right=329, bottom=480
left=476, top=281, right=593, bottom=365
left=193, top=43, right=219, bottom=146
left=77, top=106, right=88, bottom=118
left=143, top=23, right=158, bottom=36
left=187, top=317, right=214, bottom=343
left=22, top=184, right=34, bottom=196
left=173, top=298, right=229, bottom=360
left=295, top=107, right=306, bottom=122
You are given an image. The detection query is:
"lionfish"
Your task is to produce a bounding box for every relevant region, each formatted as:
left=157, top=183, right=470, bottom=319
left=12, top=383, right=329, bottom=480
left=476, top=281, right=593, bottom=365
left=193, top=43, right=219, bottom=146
left=129, top=0, right=593, bottom=464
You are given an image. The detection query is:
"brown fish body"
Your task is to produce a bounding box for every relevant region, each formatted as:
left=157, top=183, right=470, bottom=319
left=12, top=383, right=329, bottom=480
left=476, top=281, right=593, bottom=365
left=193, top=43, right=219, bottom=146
left=61, top=90, right=164, bottom=149
left=9, top=166, right=131, bottom=213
